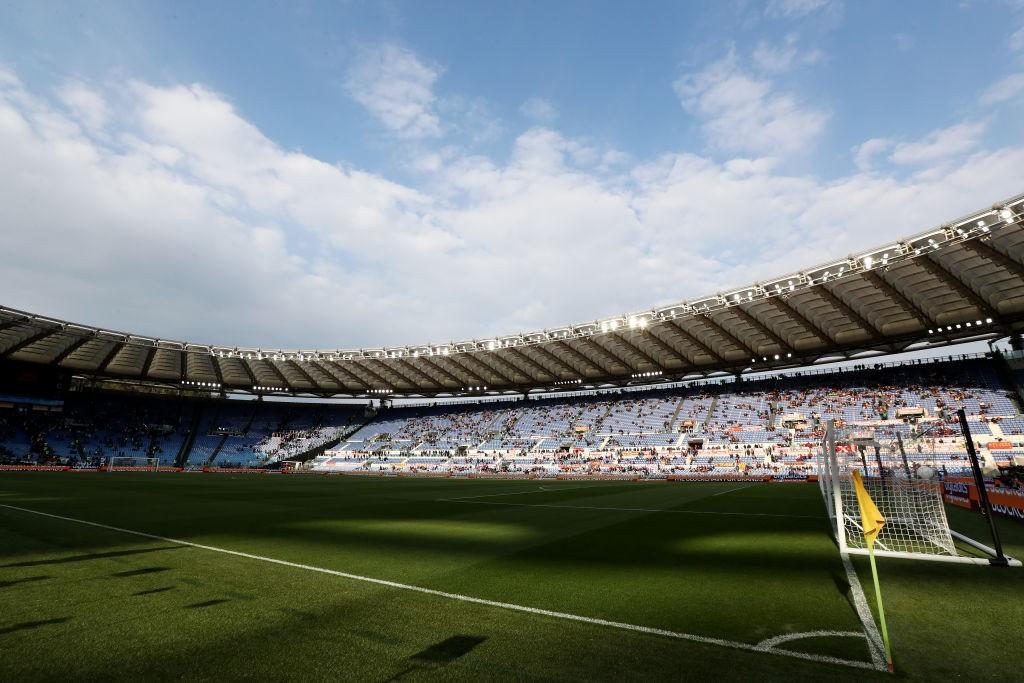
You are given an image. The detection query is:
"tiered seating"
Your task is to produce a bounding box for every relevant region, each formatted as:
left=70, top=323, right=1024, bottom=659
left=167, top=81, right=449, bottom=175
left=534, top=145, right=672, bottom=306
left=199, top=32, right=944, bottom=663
left=3, top=355, right=1024, bottom=480
left=999, top=418, right=1024, bottom=435
left=318, top=355, right=1024, bottom=476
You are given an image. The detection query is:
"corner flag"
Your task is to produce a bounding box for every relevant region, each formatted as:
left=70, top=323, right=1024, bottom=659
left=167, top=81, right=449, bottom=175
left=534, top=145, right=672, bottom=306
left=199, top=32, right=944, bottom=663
left=852, top=469, right=894, bottom=672
left=852, top=470, right=886, bottom=547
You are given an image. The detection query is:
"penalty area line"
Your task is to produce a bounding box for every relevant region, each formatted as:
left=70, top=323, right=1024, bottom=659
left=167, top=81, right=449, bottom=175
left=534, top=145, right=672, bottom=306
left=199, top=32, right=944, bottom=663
left=0, top=502, right=881, bottom=672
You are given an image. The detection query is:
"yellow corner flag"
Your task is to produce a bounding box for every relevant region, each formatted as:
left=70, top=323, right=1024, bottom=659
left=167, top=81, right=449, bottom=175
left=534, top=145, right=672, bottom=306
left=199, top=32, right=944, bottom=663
left=852, top=469, right=894, bottom=672
left=852, top=470, right=886, bottom=548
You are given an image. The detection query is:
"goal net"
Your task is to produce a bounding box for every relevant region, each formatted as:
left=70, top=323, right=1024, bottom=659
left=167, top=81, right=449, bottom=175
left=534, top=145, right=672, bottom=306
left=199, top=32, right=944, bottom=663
left=817, top=420, right=1006, bottom=565
left=107, top=456, right=160, bottom=471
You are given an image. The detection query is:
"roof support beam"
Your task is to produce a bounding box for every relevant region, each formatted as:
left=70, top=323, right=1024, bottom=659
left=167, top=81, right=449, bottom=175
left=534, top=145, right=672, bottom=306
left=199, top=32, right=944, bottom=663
left=54, top=335, right=93, bottom=367
left=232, top=356, right=256, bottom=386
left=503, top=346, right=554, bottom=381
left=577, top=337, right=628, bottom=373
left=393, top=357, right=442, bottom=389
left=205, top=355, right=226, bottom=389
left=263, top=358, right=292, bottom=389
left=666, top=319, right=726, bottom=365
left=730, top=306, right=795, bottom=355
left=348, top=358, right=397, bottom=390
left=318, top=360, right=369, bottom=390
left=97, top=342, right=124, bottom=373
left=918, top=254, right=1000, bottom=320
left=606, top=332, right=663, bottom=369
left=465, top=353, right=518, bottom=386
left=140, top=345, right=158, bottom=379
left=645, top=327, right=697, bottom=367
left=814, top=284, right=887, bottom=343
left=444, top=354, right=493, bottom=387
left=0, top=319, right=30, bottom=334
left=697, top=314, right=762, bottom=360
left=416, top=355, right=464, bottom=387
left=288, top=360, right=322, bottom=390
left=478, top=352, right=527, bottom=384
left=370, top=358, right=418, bottom=389
left=959, top=237, right=1024, bottom=276
left=861, top=270, right=935, bottom=331
left=764, top=296, right=833, bottom=347
left=553, top=340, right=605, bottom=375
left=526, top=343, right=579, bottom=377
left=1, top=328, right=60, bottom=358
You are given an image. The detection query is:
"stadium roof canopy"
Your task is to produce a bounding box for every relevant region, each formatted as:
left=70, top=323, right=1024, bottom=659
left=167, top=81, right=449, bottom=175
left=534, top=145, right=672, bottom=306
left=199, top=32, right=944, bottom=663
left=3, top=193, right=1024, bottom=398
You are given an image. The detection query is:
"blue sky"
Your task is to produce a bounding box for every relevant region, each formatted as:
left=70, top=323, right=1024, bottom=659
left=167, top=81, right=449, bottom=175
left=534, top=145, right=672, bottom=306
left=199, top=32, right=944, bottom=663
left=0, top=0, right=1023, bottom=349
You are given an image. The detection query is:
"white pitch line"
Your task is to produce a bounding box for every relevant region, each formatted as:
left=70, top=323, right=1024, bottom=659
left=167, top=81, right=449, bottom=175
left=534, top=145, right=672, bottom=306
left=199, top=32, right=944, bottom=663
left=756, top=630, right=867, bottom=649
left=0, top=502, right=879, bottom=672
left=841, top=552, right=887, bottom=670
left=440, top=499, right=823, bottom=518
left=705, top=483, right=760, bottom=498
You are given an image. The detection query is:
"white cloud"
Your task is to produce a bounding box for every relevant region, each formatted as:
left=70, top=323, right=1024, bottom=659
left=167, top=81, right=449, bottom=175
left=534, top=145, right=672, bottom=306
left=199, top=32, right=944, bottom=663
left=58, top=81, right=110, bottom=130
left=1011, top=25, right=1024, bottom=52
left=979, top=72, right=1024, bottom=105
left=765, top=0, right=833, bottom=18
left=519, top=96, right=558, bottom=123
left=751, top=34, right=823, bottom=73
left=674, top=50, right=828, bottom=156
left=889, top=120, right=987, bottom=165
left=344, top=44, right=442, bottom=139
left=852, top=137, right=892, bottom=171
left=2, top=66, right=1023, bottom=352
left=443, top=94, right=504, bottom=144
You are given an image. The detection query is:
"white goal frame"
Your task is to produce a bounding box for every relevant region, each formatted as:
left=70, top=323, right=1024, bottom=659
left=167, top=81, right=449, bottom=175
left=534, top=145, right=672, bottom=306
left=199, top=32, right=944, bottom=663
left=817, top=421, right=1019, bottom=566
left=107, top=456, right=160, bottom=471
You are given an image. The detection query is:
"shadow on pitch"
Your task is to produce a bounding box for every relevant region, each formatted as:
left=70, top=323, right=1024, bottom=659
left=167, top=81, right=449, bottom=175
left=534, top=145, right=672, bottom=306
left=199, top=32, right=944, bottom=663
left=384, top=635, right=488, bottom=681
left=0, top=575, right=50, bottom=589
left=111, top=566, right=171, bottom=578
left=186, top=598, right=231, bottom=609
left=1, top=546, right=182, bottom=569
left=0, top=617, right=70, bottom=635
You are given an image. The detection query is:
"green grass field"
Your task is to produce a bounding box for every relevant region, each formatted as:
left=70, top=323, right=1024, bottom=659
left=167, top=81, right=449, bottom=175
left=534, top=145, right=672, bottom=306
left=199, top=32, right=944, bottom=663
left=1, top=473, right=1022, bottom=681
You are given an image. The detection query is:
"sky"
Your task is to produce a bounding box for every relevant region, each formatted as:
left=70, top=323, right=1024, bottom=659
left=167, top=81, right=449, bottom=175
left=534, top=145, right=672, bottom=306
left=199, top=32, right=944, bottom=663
left=1, top=0, right=1023, bottom=351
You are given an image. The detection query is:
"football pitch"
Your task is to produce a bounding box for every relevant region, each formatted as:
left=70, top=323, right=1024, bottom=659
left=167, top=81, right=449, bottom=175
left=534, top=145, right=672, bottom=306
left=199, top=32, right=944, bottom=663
left=1, top=474, right=1021, bottom=681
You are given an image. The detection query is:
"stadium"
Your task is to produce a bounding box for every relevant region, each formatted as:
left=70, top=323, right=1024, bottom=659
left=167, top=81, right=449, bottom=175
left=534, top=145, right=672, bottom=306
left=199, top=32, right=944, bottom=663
left=4, top=3, right=1024, bottom=681
left=3, top=193, right=1024, bottom=679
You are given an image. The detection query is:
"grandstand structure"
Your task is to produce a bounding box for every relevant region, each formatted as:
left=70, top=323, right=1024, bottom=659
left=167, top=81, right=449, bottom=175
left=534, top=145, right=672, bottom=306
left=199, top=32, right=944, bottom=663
left=1, top=195, right=1023, bottom=399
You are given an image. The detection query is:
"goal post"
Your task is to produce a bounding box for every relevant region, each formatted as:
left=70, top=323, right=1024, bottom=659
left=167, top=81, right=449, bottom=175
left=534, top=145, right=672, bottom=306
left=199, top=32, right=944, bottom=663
left=107, top=456, right=160, bottom=471
left=817, top=420, right=1019, bottom=567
